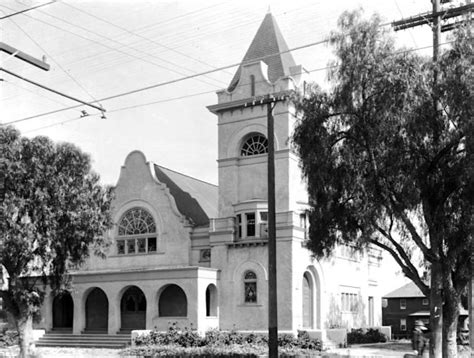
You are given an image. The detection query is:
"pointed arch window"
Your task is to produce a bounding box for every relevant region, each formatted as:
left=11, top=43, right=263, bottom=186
left=240, top=134, right=268, bottom=157
left=116, top=207, right=157, bottom=255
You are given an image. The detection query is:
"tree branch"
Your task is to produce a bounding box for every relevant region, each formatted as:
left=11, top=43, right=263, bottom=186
left=369, top=237, right=429, bottom=296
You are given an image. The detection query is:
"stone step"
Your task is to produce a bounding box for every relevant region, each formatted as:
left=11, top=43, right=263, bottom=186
left=36, top=332, right=131, bottom=348
left=36, top=341, right=126, bottom=348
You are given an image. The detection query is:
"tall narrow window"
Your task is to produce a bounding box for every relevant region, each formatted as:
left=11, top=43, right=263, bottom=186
left=250, top=75, right=255, bottom=96
left=244, top=271, right=257, bottom=303
left=400, top=318, right=407, bottom=331
left=236, top=214, right=242, bottom=238
left=246, top=213, right=255, bottom=237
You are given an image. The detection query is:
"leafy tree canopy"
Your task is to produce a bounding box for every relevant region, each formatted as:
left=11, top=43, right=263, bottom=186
left=0, top=126, right=113, bottom=322
left=292, top=10, right=472, bottom=295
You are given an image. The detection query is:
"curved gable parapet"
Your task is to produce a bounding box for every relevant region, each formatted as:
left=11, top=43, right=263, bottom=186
left=116, top=151, right=190, bottom=226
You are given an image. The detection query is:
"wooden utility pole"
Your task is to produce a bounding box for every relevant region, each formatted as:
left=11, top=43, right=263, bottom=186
left=244, top=93, right=288, bottom=357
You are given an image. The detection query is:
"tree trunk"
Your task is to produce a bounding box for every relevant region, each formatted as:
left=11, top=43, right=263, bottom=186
left=429, top=262, right=443, bottom=358
left=442, top=295, right=460, bottom=358
left=14, top=314, right=34, bottom=358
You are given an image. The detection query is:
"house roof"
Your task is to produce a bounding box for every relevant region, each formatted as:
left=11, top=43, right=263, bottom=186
left=227, top=12, right=296, bottom=92
left=383, top=281, right=426, bottom=298
left=154, top=165, right=218, bottom=227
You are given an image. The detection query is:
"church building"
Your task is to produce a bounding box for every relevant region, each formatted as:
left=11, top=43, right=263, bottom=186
left=37, top=13, right=385, bottom=344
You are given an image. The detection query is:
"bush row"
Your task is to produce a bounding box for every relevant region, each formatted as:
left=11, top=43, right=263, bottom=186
left=122, top=344, right=322, bottom=357
left=347, top=328, right=387, bottom=344
left=134, top=323, right=321, bottom=350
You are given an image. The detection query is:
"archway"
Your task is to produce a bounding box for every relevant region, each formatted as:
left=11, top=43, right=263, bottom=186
left=302, top=272, right=314, bottom=329
left=206, top=284, right=217, bottom=317
left=159, top=284, right=187, bottom=317
left=120, top=286, right=146, bottom=330
left=85, top=287, right=108, bottom=331
left=52, top=292, right=73, bottom=330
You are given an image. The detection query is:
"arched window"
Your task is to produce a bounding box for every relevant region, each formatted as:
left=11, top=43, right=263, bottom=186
left=240, top=134, right=268, bottom=157
left=117, top=207, right=157, bottom=255
left=244, top=270, right=257, bottom=303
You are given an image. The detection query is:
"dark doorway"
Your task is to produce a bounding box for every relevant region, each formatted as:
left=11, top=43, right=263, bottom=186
left=85, top=288, right=108, bottom=331
left=159, top=284, right=187, bottom=317
left=120, top=286, right=146, bottom=330
left=302, top=272, right=313, bottom=328
left=52, top=292, right=73, bottom=329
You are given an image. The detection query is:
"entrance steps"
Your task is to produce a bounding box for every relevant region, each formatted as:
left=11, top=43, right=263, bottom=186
left=35, top=330, right=131, bottom=348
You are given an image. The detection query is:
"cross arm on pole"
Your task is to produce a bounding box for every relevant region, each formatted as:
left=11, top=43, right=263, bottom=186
left=0, top=42, right=50, bottom=71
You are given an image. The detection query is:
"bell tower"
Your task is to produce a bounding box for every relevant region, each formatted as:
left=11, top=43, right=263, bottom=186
left=208, top=12, right=308, bottom=227
left=207, top=12, right=312, bottom=332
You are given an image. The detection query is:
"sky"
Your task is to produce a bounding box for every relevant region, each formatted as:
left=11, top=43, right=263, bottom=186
left=0, top=0, right=444, bottom=187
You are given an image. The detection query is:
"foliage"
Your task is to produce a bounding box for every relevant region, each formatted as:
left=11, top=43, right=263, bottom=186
left=122, top=343, right=322, bottom=357
left=0, top=126, right=114, bottom=357
left=347, top=328, right=387, bottom=344
left=0, top=330, right=19, bottom=348
left=291, top=9, right=472, bottom=358
left=132, top=323, right=322, bottom=354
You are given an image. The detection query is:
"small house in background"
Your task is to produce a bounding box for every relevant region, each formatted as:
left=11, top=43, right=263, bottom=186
left=382, top=281, right=468, bottom=339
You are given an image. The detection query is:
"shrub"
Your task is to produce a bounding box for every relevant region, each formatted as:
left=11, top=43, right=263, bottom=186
left=347, top=328, right=387, bottom=344
left=0, top=330, right=19, bottom=348
left=131, top=324, right=322, bottom=355
left=122, top=343, right=322, bottom=357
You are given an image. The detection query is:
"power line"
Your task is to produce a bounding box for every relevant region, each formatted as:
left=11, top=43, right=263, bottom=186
left=0, top=4, right=227, bottom=89
left=0, top=67, right=105, bottom=112
left=0, top=0, right=56, bottom=20
left=1, top=37, right=332, bottom=126
left=9, top=40, right=450, bottom=132
left=60, top=1, right=235, bottom=77
left=6, top=15, right=105, bottom=111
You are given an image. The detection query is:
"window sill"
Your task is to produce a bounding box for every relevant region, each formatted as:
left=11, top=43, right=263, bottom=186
left=110, top=251, right=164, bottom=258
left=237, top=303, right=263, bottom=307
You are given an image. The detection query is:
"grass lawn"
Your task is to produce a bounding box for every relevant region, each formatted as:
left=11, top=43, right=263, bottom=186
left=0, top=347, right=122, bottom=358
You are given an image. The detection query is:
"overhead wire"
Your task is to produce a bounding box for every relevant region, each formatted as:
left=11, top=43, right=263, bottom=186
left=0, top=4, right=228, bottom=89
left=6, top=40, right=450, bottom=131
left=6, top=15, right=105, bottom=112
left=0, top=0, right=56, bottom=20
left=1, top=36, right=332, bottom=126
left=60, top=1, right=236, bottom=77
left=1, top=1, right=436, bottom=128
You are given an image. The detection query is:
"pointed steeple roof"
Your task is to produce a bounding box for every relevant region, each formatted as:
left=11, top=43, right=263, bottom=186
left=228, top=13, right=296, bottom=92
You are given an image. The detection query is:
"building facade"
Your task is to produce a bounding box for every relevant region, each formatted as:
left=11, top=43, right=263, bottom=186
left=383, top=281, right=468, bottom=340
left=36, top=13, right=385, bottom=342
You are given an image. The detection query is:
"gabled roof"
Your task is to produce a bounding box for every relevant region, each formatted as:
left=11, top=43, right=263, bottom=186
left=154, top=165, right=218, bottom=227
left=383, top=281, right=426, bottom=298
left=227, top=12, right=296, bottom=92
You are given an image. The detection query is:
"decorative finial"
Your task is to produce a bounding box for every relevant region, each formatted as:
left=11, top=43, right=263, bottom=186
left=267, top=5, right=271, bottom=14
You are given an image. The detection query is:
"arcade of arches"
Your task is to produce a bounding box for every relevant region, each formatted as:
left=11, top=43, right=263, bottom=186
left=50, top=282, right=220, bottom=333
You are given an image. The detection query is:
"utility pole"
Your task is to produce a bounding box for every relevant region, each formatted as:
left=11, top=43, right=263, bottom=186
left=244, top=92, right=288, bottom=358
left=392, top=2, right=472, bottom=357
